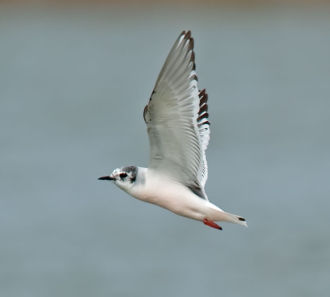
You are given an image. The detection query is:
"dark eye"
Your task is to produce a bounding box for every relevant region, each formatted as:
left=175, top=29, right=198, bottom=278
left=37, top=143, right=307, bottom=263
left=119, top=173, right=128, bottom=179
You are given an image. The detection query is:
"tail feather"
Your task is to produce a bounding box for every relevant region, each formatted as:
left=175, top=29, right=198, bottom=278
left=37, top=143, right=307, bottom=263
left=206, top=202, right=247, bottom=227
left=236, top=216, right=248, bottom=227
left=215, top=210, right=248, bottom=227
left=226, top=212, right=248, bottom=227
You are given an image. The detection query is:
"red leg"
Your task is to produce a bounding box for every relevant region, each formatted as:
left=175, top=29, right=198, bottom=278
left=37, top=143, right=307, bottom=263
left=203, top=218, right=222, bottom=230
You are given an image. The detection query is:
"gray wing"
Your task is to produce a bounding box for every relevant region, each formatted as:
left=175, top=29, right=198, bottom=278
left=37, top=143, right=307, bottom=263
left=143, top=31, right=210, bottom=199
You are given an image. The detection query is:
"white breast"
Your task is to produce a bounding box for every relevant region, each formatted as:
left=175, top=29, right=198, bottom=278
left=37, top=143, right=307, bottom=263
left=129, top=168, right=218, bottom=221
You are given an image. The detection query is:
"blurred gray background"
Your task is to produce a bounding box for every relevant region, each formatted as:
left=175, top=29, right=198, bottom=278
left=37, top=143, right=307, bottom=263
left=1, top=2, right=329, bottom=297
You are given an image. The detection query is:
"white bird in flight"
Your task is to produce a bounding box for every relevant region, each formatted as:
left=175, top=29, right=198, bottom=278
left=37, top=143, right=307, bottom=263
left=99, top=31, right=247, bottom=230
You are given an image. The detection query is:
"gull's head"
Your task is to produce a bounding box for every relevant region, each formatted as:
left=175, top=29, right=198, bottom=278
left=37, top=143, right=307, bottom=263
left=98, top=166, right=138, bottom=192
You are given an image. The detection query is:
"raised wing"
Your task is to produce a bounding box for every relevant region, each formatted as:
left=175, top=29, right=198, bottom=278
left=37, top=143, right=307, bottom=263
left=143, top=31, right=210, bottom=199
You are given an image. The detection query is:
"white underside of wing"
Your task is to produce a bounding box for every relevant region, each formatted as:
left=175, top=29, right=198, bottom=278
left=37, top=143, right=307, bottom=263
left=143, top=31, right=211, bottom=199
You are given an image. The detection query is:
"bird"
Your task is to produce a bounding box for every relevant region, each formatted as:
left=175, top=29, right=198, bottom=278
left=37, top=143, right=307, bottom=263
left=99, top=31, right=247, bottom=230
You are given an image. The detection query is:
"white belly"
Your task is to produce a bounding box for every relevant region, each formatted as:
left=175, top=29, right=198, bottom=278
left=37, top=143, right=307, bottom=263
left=129, top=169, right=221, bottom=221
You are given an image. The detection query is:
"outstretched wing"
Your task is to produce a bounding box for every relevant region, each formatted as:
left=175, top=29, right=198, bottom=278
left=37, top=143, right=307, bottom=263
left=143, top=31, right=211, bottom=199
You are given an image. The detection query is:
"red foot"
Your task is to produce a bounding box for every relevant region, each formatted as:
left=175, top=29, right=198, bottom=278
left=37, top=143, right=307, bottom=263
left=203, top=218, right=222, bottom=230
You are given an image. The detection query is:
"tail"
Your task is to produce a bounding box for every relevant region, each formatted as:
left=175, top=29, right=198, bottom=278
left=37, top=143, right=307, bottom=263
left=206, top=202, right=247, bottom=227
left=212, top=209, right=248, bottom=227
left=223, top=211, right=248, bottom=227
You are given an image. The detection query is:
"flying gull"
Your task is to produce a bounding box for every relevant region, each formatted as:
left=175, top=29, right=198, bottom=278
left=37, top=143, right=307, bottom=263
left=99, top=31, right=247, bottom=230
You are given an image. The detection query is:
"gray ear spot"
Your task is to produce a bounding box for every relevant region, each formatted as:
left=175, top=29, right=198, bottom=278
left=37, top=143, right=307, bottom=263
left=119, top=173, right=128, bottom=181
left=122, top=166, right=137, bottom=183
